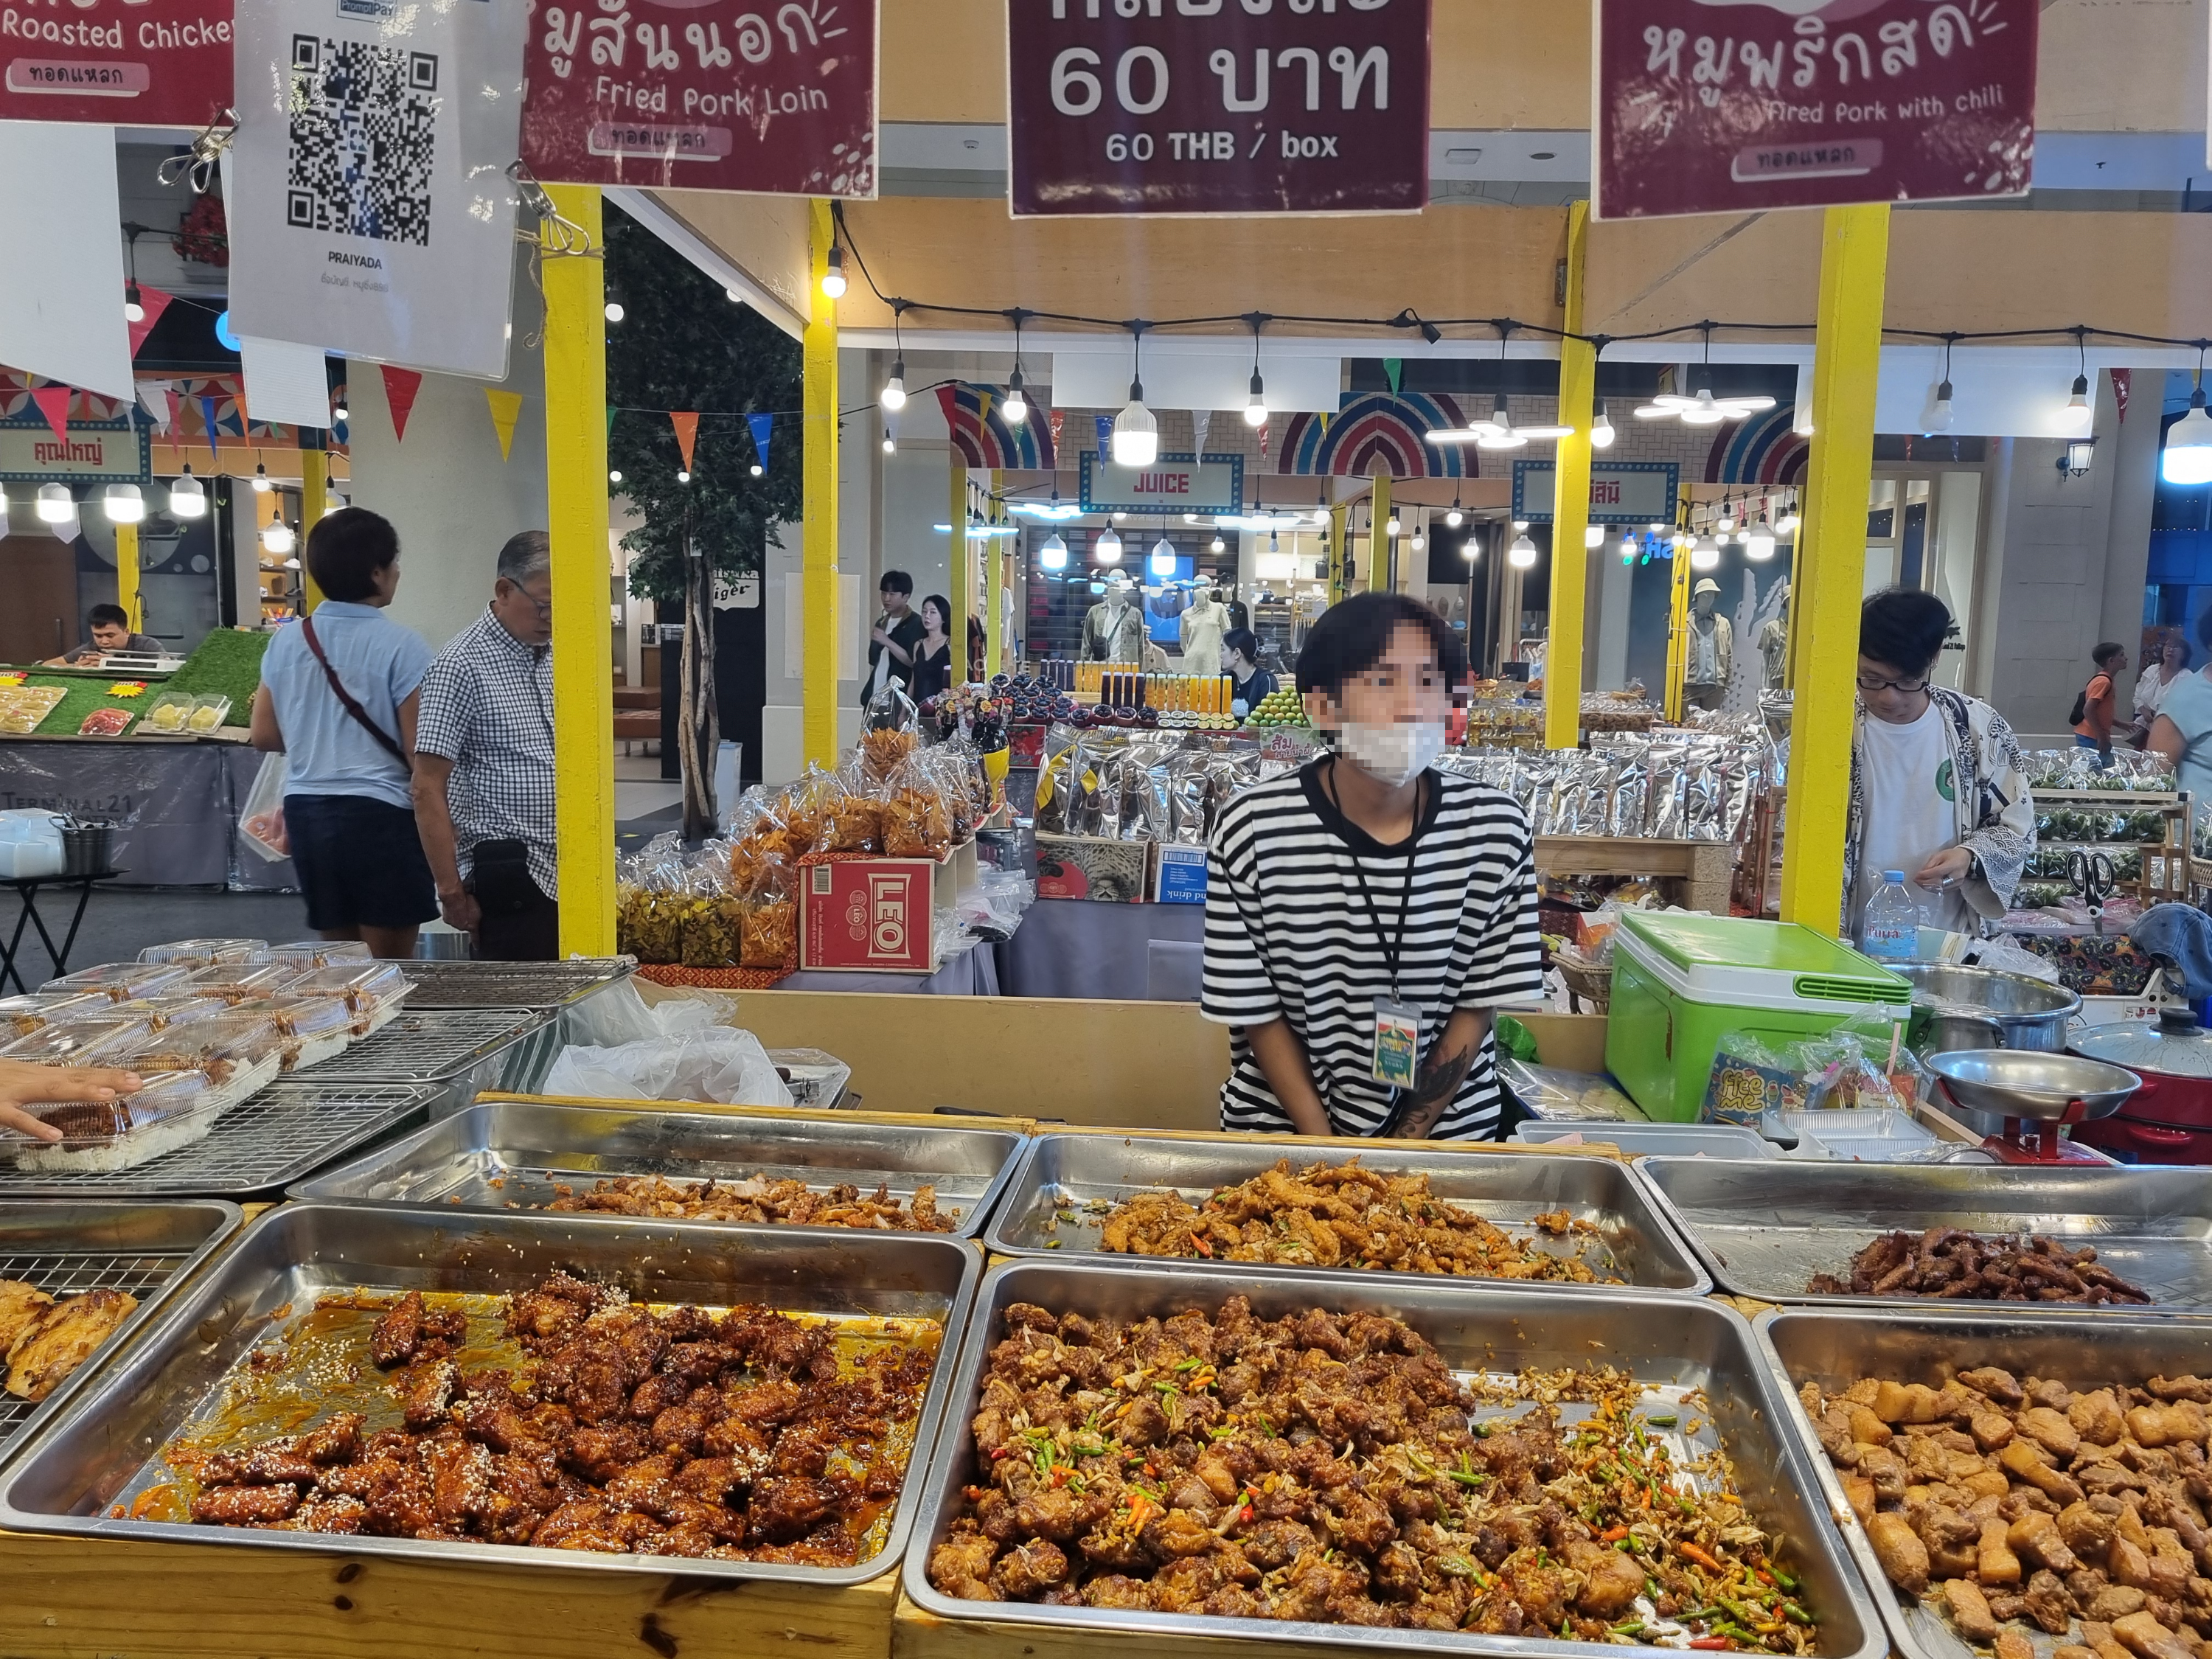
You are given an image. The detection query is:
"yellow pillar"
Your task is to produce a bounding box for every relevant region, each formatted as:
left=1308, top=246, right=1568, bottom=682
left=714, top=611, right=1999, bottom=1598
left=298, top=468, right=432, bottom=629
left=1326, top=501, right=1348, bottom=606
left=1367, top=474, right=1391, bottom=594
left=298, top=446, right=326, bottom=613
left=949, top=459, right=970, bottom=686
left=802, top=199, right=841, bottom=765
left=1781, top=204, right=1890, bottom=938
left=114, top=524, right=140, bottom=632
left=1545, top=201, right=1594, bottom=750
left=986, top=469, right=1004, bottom=681
left=1663, top=535, right=1691, bottom=727
left=543, top=183, right=615, bottom=957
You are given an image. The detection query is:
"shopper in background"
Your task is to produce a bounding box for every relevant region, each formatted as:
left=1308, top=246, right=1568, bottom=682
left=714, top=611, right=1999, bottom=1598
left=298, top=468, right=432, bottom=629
left=1222, top=628, right=1277, bottom=714
left=1844, top=588, right=2032, bottom=939
left=909, top=594, right=955, bottom=703
left=412, top=531, right=559, bottom=961
left=0, top=1059, right=142, bottom=1143
left=2126, top=630, right=2189, bottom=747
left=248, top=507, right=437, bottom=959
left=44, top=604, right=159, bottom=665
left=2145, top=610, right=2212, bottom=800
left=863, top=569, right=925, bottom=705
left=1203, top=591, right=1543, bottom=1141
left=2071, top=641, right=2127, bottom=767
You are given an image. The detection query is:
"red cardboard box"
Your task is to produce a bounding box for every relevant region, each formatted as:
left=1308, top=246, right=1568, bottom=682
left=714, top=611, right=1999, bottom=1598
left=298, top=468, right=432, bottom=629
left=801, top=857, right=937, bottom=973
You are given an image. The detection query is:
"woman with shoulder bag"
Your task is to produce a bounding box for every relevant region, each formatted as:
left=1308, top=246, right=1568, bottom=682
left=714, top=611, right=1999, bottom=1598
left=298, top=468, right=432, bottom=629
left=248, top=508, right=439, bottom=959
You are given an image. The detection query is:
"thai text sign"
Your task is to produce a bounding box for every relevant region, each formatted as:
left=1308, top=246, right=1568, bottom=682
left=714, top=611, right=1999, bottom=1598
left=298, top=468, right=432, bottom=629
left=1595, top=0, right=2037, bottom=218
left=521, top=0, right=877, bottom=195
left=1081, top=452, right=1245, bottom=515
left=0, top=0, right=232, bottom=125
left=0, top=415, right=149, bottom=482
left=1512, top=460, right=1680, bottom=526
left=1007, top=0, right=1429, bottom=216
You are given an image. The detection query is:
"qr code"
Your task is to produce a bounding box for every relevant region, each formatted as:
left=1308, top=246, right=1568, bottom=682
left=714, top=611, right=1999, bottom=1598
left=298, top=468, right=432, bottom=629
left=284, top=35, right=437, bottom=247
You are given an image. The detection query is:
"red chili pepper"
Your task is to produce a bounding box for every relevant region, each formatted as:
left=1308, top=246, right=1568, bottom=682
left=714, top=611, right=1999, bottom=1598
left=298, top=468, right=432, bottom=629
left=990, top=1447, right=1011, bottom=1460
left=1689, top=1639, right=1733, bottom=1651
left=1679, top=1543, right=1727, bottom=1573
left=1601, top=1526, right=1632, bottom=1543
left=1190, top=1231, right=1214, bottom=1257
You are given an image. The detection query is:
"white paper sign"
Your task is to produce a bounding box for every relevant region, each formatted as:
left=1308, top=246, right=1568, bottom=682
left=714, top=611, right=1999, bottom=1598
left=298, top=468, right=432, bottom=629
left=0, top=120, right=133, bottom=400
left=238, top=335, right=333, bottom=431
left=226, top=0, right=526, bottom=379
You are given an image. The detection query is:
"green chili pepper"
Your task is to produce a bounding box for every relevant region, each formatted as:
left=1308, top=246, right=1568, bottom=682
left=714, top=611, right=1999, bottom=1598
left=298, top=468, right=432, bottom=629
left=1646, top=1413, right=1680, bottom=1428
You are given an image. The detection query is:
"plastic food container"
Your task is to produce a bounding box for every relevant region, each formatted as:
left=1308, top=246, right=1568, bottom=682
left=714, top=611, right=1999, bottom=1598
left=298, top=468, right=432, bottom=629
left=178, top=962, right=300, bottom=1004
left=138, top=939, right=268, bottom=966
left=110, top=1015, right=286, bottom=1110
left=139, top=692, right=195, bottom=734
left=2, top=1071, right=223, bottom=1172
left=251, top=940, right=372, bottom=969
left=0, top=992, right=107, bottom=1038
left=109, top=996, right=232, bottom=1033
left=264, top=996, right=355, bottom=1071
left=42, top=962, right=194, bottom=1001
left=75, top=707, right=133, bottom=737
left=285, top=961, right=411, bottom=1015
left=0, top=685, right=66, bottom=734
left=0, top=1018, right=153, bottom=1065
left=183, top=694, right=232, bottom=734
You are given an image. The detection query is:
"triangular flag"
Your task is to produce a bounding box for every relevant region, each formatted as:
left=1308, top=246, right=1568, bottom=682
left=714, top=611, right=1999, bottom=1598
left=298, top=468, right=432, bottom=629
left=1048, top=408, right=1065, bottom=453
left=136, top=380, right=173, bottom=433
left=746, top=411, right=773, bottom=471
left=1384, top=359, right=1404, bottom=396
left=976, top=389, right=993, bottom=427
left=380, top=364, right=423, bottom=442
left=200, top=393, right=223, bottom=449
left=127, top=285, right=175, bottom=358
left=1259, top=418, right=1270, bottom=464
left=1093, top=414, right=1113, bottom=459
left=1192, top=410, right=1211, bottom=456
left=30, top=384, right=71, bottom=447
left=606, top=406, right=618, bottom=437
left=2113, top=368, right=2132, bottom=424
left=669, top=412, right=699, bottom=473
left=485, top=388, right=523, bottom=462
left=1318, top=411, right=1332, bottom=434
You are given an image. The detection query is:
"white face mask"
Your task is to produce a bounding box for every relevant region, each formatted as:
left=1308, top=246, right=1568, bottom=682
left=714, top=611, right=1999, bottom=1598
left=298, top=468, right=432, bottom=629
left=1106, top=594, right=1127, bottom=613
left=1337, top=720, right=1446, bottom=788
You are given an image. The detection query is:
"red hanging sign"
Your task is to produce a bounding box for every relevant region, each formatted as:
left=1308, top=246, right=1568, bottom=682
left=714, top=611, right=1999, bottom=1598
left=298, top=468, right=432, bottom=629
left=519, top=0, right=877, bottom=196
left=0, top=0, right=233, bottom=127
left=1595, top=0, right=2038, bottom=220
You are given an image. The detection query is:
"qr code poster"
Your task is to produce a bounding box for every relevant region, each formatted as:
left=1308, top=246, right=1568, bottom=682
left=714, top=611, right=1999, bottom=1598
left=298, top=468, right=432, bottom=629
left=226, top=0, right=527, bottom=380
left=518, top=0, right=876, bottom=197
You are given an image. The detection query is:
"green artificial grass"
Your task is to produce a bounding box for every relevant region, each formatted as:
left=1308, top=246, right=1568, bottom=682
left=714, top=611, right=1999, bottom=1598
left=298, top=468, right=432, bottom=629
left=159, top=628, right=271, bottom=725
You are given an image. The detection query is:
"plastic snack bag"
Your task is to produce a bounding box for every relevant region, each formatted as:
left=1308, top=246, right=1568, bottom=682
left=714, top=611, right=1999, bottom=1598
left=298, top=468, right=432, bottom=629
left=238, top=752, right=290, bottom=862
left=882, top=756, right=953, bottom=858
left=1701, top=1030, right=1802, bottom=1124
left=740, top=857, right=797, bottom=970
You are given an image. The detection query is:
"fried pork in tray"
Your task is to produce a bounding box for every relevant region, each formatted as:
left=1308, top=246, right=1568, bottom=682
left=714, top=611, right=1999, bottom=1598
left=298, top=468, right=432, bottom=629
left=1808, top=1231, right=2152, bottom=1305
left=543, top=1173, right=956, bottom=1232
left=2, top=1284, right=139, bottom=1402
left=1094, top=1158, right=1611, bottom=1282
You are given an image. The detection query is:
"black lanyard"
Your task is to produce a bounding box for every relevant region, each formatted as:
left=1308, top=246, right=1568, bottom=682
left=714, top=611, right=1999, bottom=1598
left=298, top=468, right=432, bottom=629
left=1325, top=763, right=1422, bottom=998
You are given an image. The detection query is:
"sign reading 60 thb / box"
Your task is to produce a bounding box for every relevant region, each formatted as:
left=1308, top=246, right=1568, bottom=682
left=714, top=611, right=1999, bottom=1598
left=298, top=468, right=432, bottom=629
left=1006, top=0, right=1430, bottom=218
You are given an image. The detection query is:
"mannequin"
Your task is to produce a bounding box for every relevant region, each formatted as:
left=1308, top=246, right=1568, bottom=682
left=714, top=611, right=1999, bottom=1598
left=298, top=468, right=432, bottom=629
left=1684, top=577, right=1733, bottom=712
left=1180, top=587, right=1228, bottom=677
left=1082, top=574, right=1148, bottom=663
left=1757, top=579, right=1792, bottom=692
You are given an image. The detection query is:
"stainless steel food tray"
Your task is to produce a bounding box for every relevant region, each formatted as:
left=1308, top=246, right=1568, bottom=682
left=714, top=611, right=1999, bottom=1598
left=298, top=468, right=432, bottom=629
left=984, top=1133, right=1711, bottom=1295
left=0, top=1202, right=981, bottom=1586
left=1756, top=1304, right=2212, bottom=1659
left=0, top=1200, right=242, bottom=1475
left=288, top=1096, right=1025, bottom=1239
left=0, top=1082, right=435, bottom=1197
left=377, top=958, right=634, bottom=1010
left=902, top=1259, right=1886, bottom=1659
left=1635, top=1158, right=2212, bottom=1312
left=304, top=1008, right=555, bottom=1113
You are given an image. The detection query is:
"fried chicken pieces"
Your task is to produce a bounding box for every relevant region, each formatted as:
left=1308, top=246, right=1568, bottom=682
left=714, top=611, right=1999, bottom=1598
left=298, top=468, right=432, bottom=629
left=1809, top=1231, right=2152, bottom=1305
left=546, top=1174, right=954, bottom=1233
left=1095, top=1158, right=1607, bottom=1282
left=183, top=1274, right=936, bottom=1563
left=1802, top=1367, right=2212, bottom=1659
left=927, top=1296, right=1809, bottom=1648
left=0, top=1281, right=138, bottom=1401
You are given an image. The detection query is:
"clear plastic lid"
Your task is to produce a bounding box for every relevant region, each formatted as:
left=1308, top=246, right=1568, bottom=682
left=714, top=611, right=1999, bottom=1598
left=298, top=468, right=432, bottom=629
left=111, top=995, right=232, bottom=1032
left=265, top=995, right=355, bottom=1039
left=2070, top=1008, right=2212, bottom=1078
left=3, top=1071, right=215, bottom=1146
left=111, top=1012, right=287, bottom=1079
left=251, top=939, right=373, bottom=969
left=0, top=992, right=105, bottom=1034
left=184, top=694, right=232, bottom=734
left=42, top=961, right=194, bottom=1000
left=0, top=1018, right=153, bottom=1065
left=285, top=961, right=411, bottom=1004
left=139, top=938, right=268, bottom=965
left=180, top=962, right=301, bottom=1001
left=139, top=692, right=195, bottom=733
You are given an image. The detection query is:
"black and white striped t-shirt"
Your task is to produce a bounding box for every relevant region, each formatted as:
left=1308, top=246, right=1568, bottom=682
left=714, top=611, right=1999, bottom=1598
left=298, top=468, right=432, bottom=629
left=1202, top=757, right=1544, bottom=1139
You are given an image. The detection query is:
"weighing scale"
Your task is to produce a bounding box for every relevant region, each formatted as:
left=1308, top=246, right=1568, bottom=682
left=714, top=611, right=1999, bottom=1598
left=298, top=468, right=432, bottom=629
left=1927, top=1049, right=2140, bottom=1165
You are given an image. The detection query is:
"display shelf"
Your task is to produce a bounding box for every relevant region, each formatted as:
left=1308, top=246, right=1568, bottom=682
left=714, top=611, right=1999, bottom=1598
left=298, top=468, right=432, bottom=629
left=2028, top=787, right=2192, bottom=908
left=1534, top=833, right=1733, bottom=914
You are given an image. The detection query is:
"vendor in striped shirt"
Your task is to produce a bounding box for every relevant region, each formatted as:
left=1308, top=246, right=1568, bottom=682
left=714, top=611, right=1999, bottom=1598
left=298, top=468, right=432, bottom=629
left=1203, top=593, right=1543, bottom=1140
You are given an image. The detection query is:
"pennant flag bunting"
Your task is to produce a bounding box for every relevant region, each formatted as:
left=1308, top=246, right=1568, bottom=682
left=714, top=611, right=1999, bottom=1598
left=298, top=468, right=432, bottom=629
left=127, top=286, right=175, bottom=360
left=606, top=406, right=618, bottom=436
left=200, top=394, right=223, bottom=448
left=1093, top=414, right=1113, bottom=459
left=2114, top=368, right=2132, bottom=424
left=136, top=380, right=174, bottom=433
left=30, top=384, right=71, bottom=446
left=1048, top=408, right=1065, bottom=453
left=1384, top=359, right=1404, bottom=396
left=976, top=390, right=993, bottom=427
left=669, top=411, right=699, bottom=473
left=1192, top=410, right=1211, bottom=455
left=746, top=412, right=773, bottom=471
left=485, top=388, right=523, bottom=462
left=380, top=366, right=423, bottom=442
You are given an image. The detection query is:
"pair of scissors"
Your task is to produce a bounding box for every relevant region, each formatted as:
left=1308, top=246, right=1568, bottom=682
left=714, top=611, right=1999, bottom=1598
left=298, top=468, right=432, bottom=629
left=2068, top=849, right=2115, bottom=920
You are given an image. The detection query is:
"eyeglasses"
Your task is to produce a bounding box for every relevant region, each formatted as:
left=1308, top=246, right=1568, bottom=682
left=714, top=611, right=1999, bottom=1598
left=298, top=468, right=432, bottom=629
left=506, top=582, right=553, bottom=619
left=1856, top=671, right=1930, bottom=695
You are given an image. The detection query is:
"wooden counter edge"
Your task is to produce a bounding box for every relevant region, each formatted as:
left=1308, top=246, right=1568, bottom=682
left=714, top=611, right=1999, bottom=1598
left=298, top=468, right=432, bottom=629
left=894, top=1584, right=1358, bottom=1659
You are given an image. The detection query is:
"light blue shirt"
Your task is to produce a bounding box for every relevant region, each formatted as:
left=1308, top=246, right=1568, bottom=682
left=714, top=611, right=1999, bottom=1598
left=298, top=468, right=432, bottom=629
left=258, top=602, right=434, bottom=811
left=2158, top=669, right=2212, bottom=804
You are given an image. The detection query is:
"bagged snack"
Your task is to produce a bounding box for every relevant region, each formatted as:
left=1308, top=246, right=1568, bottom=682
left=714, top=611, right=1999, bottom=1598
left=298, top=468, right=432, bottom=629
left=1701, top=1029, right=1801, bottom=1125
left=819, top=762, right=886, bottom=855
left=678, top=847, right=745, bottom=970
left=740, top=857, right=797, bottom=970
left=883, top=756, right=953, bottom=858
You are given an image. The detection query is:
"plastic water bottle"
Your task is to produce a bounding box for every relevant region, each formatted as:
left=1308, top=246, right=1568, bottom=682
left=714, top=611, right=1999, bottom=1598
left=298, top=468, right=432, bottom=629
left=1860, top=870, right=1923, bottom=964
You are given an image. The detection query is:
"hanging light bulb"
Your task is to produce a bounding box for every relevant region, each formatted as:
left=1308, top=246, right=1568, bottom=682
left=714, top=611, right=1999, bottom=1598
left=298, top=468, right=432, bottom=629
left=1444, top=493, right=1464, bottom=529
left=603, top=299, right=625, bottom=324
left=167, top=467, right=206, bottom=520
left=1512, top=520, right=1530, bottom=532
left=261, top=521, right=295, bottom=556
left=123, top=280, right=145, bottom=324
left=35, top=483, right=73, bottom=524
left=1776, top=501, right=1801, bottom=535
left=1385, top=512, right=1402, bottom=538
left=1716, top=498, right=1736, bottom=533
left=102, top=483, right=144, bottom=524
left=333, top=395, right=349, bottom=425
left=880, top=358, right=907, bottom=412
left=1150, top=536, right=1177, bottom=577
left=1745, top=517, right=1777, bottom=561
left=1927, top=380, right=1955, bottom=434
left=323, top=492, right=347, bottom=518
left=1243, top=372, right=1267, bottom=428
left=1460, top=534, right=1480, bottom=561
left=1114, top=511, right=1128, bottom=524
left=1210, top=533, right=1225, bottom=553
left=881, top=430, right=897, bottom=456
left=1618, top=532, right=1638, bottom=564
left=749, top=462, right=764, bottom=478
left=1584, top=524, right=1605, bottom=549
left=677, top=470, right=691, bottom=484
left=251, top=463, right=271, bottom=493
left=1689, top=534, right=1721, bottom=571
left=1410, top=527, right=1427, bottom=553
left=2162, top=382, right=2212, bottom=486
left=820, top=244, right=846, bottom=299
left=1507, top=532, right=1538, bottom=569
left=1038, top=532, right=1068, bottom=571
left=2065, top=372, right=2092, bottom=434
left=1682, top=388, right=1727, bottom=425
left=1589, top=397, right=1615, bottom=451
left=1003, top=369, right=1028, bottom=425
left=1112, top=379, right=1158, bottom=467
left=1093, top=526, right=1123, bottom=563
left=608, top=468, right=623, bottom=484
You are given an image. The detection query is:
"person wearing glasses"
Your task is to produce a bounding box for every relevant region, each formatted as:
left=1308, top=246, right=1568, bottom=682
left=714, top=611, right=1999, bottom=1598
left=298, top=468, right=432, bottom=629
left=1844, top=588, right=2033, bottom=939
left=411, top=532, right=561, bottom=960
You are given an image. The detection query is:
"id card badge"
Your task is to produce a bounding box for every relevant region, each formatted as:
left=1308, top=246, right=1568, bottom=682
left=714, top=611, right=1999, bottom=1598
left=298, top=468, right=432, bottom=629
left=1371, top=996, right=1421, bottom=1088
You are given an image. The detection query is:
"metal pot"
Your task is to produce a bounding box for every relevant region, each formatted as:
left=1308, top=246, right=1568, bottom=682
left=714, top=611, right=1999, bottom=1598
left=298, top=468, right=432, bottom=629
left=2070, top=1009, right=2212, bottom=1135
left=1896, top=964, right=2082, bottom=1134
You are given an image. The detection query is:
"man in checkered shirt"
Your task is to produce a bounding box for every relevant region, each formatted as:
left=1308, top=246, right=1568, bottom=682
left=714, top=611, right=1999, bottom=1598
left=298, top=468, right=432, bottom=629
left=411, top=532, right=560, bottom=959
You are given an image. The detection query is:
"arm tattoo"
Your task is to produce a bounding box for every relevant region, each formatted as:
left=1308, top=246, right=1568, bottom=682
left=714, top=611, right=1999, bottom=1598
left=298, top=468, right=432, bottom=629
left=1381, top=1041, right=1471, bottom=1137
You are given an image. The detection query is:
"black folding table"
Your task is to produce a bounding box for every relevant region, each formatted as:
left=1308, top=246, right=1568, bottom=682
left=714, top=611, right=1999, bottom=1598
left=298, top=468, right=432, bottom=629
left=0, top=869, right=121, bottom=995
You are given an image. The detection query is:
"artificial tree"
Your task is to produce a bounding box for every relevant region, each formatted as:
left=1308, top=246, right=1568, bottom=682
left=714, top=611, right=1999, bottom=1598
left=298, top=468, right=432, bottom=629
left=605, top=204, right=801, bottom=841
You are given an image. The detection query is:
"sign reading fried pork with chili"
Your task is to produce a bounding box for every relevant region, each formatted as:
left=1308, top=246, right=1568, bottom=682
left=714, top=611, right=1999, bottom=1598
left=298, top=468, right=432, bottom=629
left=520, top=0, right=877, bottom=195
left=1595, top=0, right=2038, bottom=219
left=0, top=0, right=232, bottom=127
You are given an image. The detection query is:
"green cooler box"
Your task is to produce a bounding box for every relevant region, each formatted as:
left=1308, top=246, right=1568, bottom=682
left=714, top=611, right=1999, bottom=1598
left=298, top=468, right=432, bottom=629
left=1604, top=912, right=1911, bottom=1122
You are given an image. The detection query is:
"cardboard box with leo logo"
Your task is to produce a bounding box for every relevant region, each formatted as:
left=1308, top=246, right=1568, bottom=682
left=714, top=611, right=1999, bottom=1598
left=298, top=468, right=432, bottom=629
left=801, top=857, right=941, bottom=972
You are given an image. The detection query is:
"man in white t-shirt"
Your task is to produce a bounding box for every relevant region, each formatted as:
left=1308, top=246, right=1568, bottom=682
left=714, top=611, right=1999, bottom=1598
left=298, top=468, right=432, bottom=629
left=1843, top=589, right=2034, bottom=939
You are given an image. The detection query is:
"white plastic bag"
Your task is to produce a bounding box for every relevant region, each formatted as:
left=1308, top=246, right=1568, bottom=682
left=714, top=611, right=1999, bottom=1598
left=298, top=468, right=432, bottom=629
left=0, top=810, right=63, bottom=879
left=238, top=752, right=290, bottom=863
left=556, top=979, right=734, bottom=1048
left=540, top=1026, right=795, bottom=1107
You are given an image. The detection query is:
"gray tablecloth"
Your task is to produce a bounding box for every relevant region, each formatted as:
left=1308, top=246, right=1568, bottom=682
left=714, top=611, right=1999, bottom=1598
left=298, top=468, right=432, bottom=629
left=0, top=738, right=293, bottom=888
left=995, top=900, right=1206, bottom=1001
left=778, top=937, right=1001, bottom=995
